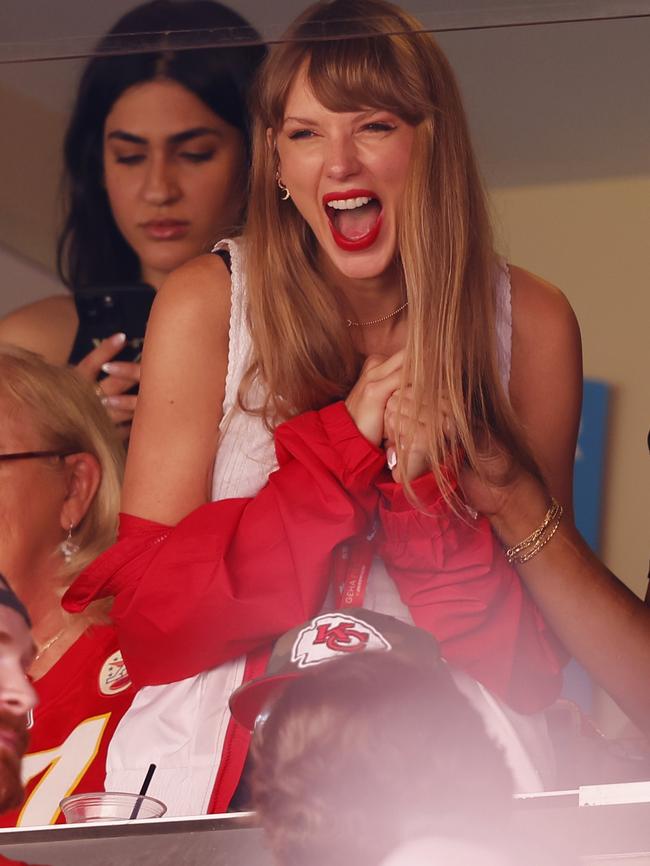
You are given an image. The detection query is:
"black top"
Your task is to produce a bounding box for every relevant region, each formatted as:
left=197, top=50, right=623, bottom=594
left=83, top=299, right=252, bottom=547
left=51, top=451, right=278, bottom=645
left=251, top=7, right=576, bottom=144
left=212, top=247, right=232, bottom=273
left=68, top=284, right=156, bottom=365
left=68, top=252, right=230, bottom=366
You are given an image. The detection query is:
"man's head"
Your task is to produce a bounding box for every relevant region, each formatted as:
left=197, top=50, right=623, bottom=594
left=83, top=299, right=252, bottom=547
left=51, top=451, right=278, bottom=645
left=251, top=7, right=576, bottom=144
left=0, top=575, right=37, bottom=812
left=246, top=618, right=513, bottom=866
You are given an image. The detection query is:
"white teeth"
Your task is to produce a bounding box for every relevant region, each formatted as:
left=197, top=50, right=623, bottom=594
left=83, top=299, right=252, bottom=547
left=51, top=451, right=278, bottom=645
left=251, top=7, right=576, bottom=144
left=326, top=196, right=372, bottom=210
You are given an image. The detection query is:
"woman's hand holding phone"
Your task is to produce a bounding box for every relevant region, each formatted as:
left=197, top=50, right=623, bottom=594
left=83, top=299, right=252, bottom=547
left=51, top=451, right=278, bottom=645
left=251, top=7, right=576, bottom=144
left=76, top=332, right=141, bottom=439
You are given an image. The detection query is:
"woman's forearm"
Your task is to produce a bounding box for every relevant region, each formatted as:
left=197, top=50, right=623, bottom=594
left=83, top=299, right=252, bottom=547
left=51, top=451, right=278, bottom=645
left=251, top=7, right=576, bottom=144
left=489, top=474, right=650, bottom=735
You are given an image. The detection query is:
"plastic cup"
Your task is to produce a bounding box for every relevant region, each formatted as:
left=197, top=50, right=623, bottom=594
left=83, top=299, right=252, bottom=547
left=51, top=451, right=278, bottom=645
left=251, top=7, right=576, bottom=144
left=59, top=791, right=167, bottom=823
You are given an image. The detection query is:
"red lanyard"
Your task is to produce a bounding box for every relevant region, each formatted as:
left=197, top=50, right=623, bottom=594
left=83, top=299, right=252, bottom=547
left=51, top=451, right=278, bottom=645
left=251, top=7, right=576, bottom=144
left=332, top=523, right=377, bottom=609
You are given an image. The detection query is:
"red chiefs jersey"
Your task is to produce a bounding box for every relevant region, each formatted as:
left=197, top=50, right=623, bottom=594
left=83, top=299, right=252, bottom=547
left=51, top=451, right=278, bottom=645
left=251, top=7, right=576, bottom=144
left=0, top=624, right=134, bottom=832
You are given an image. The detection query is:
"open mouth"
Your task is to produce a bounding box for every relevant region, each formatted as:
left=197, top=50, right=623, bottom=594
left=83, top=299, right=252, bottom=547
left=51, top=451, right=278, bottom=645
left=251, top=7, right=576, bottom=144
left=323, top=189, right=383, bottom=252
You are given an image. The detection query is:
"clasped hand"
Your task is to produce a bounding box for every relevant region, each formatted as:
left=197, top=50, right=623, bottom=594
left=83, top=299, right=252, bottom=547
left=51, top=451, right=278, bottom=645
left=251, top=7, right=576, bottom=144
left=345, top=351, right=527, bottom=522
left=345, top=350, right=453, bottom=484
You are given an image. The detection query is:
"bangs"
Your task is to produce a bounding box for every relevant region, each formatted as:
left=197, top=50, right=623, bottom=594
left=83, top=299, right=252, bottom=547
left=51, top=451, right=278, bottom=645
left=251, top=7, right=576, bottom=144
left=262, top=28, right=436, bottom=129
left=306, top=35, right=429, bottom=124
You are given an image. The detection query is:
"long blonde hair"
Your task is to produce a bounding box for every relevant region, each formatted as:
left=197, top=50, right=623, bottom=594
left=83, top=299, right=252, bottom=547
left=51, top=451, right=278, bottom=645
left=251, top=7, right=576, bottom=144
left=0, top=345, right=124, bottom=601
left=244, top=0, right=537, bottom=504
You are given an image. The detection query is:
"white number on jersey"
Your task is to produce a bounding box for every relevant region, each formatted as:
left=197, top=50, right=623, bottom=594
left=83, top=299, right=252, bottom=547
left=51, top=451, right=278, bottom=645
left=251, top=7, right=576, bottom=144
left=18, top=714, right=110, bottom=826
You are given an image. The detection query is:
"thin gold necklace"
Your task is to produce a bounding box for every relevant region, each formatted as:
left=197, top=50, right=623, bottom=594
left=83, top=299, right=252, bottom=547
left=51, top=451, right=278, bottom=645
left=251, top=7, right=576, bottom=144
left=34, top=629, right=66, bottom=663
left=346, top=300, right=408, bottom=328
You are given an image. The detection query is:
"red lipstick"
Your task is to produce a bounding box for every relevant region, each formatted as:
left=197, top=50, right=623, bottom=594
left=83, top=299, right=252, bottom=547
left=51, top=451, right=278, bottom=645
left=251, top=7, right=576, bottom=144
left=323, top=189, right=383, bottom=253
left=322, top=189, right=377, bottom=205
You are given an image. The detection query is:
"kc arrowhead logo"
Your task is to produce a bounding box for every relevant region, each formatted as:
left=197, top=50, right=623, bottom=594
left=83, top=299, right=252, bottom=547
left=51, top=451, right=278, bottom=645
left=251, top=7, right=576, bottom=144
left=98, top=650, right=132, bottom=696
left=291, top=613, right=391, bottom=669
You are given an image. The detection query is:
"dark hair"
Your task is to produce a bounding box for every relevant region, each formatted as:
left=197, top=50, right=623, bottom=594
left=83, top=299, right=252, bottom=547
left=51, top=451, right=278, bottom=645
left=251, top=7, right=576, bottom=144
left=251, top=653, right=514, bottom=866
left=57, top=0, right=265, bottom=290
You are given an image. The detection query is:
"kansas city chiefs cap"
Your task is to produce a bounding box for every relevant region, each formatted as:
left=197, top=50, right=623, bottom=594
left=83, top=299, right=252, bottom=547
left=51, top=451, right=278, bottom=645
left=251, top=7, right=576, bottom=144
left=229, top=607, right=440, bottom=731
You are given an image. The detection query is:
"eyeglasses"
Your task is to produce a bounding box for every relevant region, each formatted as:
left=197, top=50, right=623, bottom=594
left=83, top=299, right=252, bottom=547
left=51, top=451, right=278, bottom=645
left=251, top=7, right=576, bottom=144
left=0, top=450, right=76, bottom=463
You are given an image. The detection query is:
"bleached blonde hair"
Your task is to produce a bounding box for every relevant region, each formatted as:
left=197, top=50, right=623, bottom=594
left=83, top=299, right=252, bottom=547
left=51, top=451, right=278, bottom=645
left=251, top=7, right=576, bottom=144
left=243, top=0, right=537, bottom=506
left=0, top=344, right=124, bottom=617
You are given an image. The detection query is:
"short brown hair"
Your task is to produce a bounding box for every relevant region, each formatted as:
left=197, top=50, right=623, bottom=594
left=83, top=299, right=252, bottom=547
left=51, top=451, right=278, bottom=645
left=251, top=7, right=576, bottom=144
left=251, top=653, right=513, bottom=866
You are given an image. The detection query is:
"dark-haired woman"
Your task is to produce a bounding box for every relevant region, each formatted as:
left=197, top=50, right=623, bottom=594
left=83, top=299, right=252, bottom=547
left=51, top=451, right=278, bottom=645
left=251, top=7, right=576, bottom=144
left=0, top=0, right=264, bottom=435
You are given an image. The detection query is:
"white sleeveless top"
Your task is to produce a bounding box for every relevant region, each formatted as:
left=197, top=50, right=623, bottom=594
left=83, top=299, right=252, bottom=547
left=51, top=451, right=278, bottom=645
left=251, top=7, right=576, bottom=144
left=211, top=240, right=553, bottom=792
left=106, top=240, right=551, bottom=811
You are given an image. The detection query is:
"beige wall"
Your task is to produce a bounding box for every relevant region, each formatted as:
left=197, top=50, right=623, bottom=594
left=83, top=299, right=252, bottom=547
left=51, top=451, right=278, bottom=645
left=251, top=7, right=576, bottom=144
left=491, top=176, right=649, bottom=599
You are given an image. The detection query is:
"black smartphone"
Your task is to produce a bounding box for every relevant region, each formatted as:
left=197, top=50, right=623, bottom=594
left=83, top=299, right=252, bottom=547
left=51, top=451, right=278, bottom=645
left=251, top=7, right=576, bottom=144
left=69, top=284, right=156, bottom=366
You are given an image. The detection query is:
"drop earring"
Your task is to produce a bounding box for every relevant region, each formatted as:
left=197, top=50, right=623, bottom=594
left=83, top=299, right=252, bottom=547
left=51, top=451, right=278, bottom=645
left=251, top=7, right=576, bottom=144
left=59, top=522, right=80, bottom=563
left=276, top=171, right=291, bottom=201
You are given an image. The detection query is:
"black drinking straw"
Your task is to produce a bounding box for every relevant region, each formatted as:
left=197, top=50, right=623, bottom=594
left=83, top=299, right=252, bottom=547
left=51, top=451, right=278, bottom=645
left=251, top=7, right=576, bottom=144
left=129, top=763, right=157, bottom=819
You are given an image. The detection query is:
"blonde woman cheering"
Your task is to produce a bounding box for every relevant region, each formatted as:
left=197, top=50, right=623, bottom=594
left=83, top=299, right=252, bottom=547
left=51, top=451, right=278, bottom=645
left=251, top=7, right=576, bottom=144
left=66, top=0, right=581, bottom=810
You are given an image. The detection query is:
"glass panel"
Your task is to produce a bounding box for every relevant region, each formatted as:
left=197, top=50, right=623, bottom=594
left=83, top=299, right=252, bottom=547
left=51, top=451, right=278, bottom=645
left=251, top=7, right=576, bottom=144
left=0, top=0, right=647, bottom=61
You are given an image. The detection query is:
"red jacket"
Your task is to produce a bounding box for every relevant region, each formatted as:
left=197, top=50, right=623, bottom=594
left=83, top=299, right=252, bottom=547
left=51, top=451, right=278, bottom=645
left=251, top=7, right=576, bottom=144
left=64, top=401, right=563, bottom=714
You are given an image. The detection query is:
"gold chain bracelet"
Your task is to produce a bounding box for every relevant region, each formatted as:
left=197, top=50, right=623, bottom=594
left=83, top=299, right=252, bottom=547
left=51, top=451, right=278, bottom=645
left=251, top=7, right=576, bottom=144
left=505, top=498, right=563, bottom=564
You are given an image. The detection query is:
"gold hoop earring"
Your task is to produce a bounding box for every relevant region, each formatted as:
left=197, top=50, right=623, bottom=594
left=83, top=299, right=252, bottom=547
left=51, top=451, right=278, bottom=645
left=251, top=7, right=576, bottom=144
left=276, top=171, right=290, bottom=201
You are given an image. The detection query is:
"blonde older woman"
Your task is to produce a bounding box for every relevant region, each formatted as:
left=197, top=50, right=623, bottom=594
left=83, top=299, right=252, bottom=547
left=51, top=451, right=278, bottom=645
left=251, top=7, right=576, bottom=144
left=0, top=345, right=132, bottom=828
